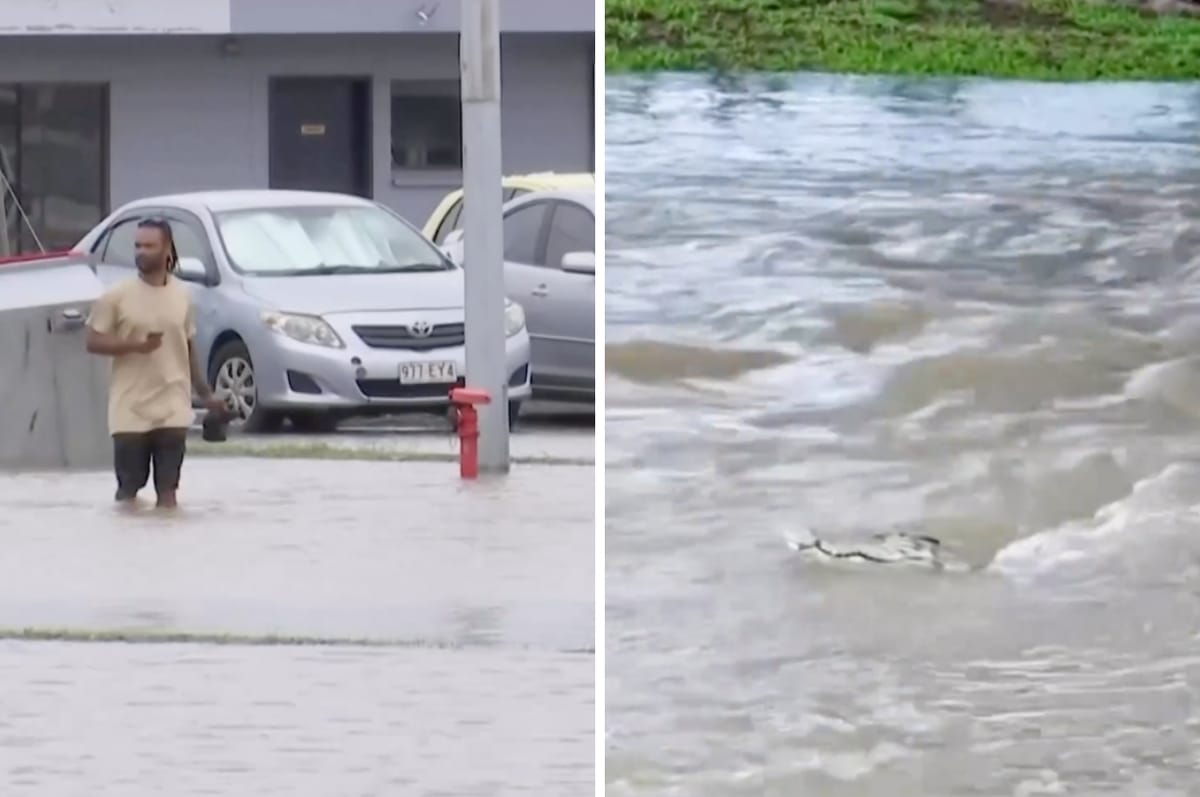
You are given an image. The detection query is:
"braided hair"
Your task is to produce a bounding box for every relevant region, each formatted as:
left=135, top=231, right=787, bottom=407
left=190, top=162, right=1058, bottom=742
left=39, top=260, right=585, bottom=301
left=136, top=217, right=179, bottom=272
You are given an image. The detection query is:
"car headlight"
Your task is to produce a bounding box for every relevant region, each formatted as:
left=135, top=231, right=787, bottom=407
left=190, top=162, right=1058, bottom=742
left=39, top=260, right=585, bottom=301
left=260, top=311, right=344, bottom=349
left=505, top=300, right=526, bottom=337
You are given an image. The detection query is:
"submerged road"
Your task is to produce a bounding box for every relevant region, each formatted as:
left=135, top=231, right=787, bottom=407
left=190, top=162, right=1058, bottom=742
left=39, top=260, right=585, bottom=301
left=0, top=420, right=595, bottom=794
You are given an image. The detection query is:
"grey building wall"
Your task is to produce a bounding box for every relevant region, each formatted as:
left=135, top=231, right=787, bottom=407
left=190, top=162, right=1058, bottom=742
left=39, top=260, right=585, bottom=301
left=230, top=0, right=594, bottom=34
left=0, top=0, right=593, bottom=35
left=0, top=32, right=593, bottom=224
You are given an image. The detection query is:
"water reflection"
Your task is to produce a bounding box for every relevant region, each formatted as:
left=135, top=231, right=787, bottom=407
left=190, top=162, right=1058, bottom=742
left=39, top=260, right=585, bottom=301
left=1, top=641, right=592, bottom=794
left=0, top=455, right=594, bottom=792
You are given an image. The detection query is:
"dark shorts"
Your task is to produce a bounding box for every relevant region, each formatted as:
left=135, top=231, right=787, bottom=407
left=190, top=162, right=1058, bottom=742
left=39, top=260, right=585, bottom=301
left=112, top=428, right=188, bottom=499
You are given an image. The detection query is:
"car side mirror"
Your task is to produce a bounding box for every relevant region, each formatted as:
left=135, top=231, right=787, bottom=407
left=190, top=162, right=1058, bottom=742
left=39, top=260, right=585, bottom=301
left=175, top=256, right=208, bottom=283
left=560, top=251, right=595, bottom=275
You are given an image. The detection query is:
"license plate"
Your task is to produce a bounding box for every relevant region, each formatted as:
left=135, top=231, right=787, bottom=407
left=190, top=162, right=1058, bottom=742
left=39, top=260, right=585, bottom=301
left=399, top=361, right=457, bottom=384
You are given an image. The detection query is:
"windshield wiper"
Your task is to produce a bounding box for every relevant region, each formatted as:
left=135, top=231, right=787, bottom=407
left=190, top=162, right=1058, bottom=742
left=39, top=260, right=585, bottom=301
left=303, top=264, right=379, bottom=275
left=261, top=262, right=451, bottom=277
left=392, top=263, right=450, bottom=272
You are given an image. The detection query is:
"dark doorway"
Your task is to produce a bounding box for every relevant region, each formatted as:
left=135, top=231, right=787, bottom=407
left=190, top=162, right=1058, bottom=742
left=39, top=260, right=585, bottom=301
left=269, top=77, right=371, bottom=197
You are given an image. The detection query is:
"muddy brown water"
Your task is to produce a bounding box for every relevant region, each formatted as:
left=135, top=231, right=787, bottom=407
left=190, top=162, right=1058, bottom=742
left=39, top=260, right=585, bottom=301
left=606, top=73, right=1200, bottom=796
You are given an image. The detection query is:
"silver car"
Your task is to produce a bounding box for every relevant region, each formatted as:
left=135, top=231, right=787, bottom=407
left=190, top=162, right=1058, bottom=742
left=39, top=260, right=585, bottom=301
left=444, top=188, right=595, bottom=404
left=72, top=190, right=532, bottom=432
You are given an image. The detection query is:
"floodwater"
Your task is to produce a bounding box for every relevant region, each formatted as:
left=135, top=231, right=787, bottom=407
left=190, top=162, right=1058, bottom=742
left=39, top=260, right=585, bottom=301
left=606, top=74, right=1200, bottom=796
left=0, top=457, right=593, bottom=793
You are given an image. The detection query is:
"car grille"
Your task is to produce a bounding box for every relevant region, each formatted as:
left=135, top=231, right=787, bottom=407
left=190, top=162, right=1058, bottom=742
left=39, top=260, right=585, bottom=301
left=357, top=377, right=464, bottom=400
left=353, top=323, right=465, bottom=351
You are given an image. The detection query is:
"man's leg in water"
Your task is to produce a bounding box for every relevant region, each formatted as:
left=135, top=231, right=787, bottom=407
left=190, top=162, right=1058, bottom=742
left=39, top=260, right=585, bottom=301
left=149, top=427, right=188, bottom=509
left=112, top=433, right=152, bottom=502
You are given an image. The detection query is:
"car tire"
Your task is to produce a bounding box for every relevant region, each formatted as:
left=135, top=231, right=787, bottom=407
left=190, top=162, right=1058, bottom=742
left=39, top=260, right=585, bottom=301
left=209, top=339, right=282, bottom=434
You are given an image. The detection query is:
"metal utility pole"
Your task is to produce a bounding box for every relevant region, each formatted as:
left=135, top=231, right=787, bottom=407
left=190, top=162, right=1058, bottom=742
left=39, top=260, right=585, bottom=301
left=459, top=0, right=509, bottom=473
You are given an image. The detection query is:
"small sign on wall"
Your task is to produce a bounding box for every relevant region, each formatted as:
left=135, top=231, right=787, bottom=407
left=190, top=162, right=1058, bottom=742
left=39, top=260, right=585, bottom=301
left=300, top=123, right=327, bottom=136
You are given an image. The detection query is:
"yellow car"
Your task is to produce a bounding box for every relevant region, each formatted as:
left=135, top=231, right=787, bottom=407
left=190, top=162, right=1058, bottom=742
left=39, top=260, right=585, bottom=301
left=423, top=171, right=595, bottom=245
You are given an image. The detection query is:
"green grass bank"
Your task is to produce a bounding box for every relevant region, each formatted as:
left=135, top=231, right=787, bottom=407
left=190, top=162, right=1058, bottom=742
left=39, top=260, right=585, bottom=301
left=606, top=0, right=1200, bottom=79
left=188, top=439, right=593, bottom=467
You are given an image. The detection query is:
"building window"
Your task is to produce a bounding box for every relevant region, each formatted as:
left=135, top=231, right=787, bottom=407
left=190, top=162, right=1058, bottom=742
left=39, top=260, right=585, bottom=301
left=0, top=83, right=108, bottom=256
left=390, top=80, right=461, bottom=172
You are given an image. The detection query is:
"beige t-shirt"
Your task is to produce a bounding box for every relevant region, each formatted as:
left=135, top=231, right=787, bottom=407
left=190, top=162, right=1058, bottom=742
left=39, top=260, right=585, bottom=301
left=87, top=275, right=196, bottom=434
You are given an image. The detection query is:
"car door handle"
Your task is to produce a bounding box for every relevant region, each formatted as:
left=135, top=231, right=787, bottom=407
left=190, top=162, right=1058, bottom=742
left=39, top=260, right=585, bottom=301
left=531, top=284, right=550, bottom=298
left=48, top=307, right=86, bottom=333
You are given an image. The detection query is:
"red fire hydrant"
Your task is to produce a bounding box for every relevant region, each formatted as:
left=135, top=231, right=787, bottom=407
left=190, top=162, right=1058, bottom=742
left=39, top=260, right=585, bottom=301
left=449, top=387, right=492, bottom=479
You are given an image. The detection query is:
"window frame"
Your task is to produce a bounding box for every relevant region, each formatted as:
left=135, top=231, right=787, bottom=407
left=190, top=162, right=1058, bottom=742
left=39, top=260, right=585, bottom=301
left=91, top=206, right=218, bottom=284
left=439, top=188, right=533, bottom=245
left=93, top=213, right=143, bottom=268
left=0, top=81, right=109, bottom=256
left=433, top=197, right=464, bottom=244
left=543, top=200, right=595, bottom=270
left=501, top=200, right=553, bottom=268
left=389, top=79, right=463, bottom=181
left=162, top=208, right=220, bottom=286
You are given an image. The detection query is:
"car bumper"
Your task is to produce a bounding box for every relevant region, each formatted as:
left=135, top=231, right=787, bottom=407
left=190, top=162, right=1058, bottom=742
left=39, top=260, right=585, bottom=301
left=252, top=330, right=532, bottom=412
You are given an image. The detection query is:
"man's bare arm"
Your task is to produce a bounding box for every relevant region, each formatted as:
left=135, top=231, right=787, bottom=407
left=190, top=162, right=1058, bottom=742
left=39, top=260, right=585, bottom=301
left=188, top=341, right=213, bottom=400
left=86, top=328, right=151, bottom=356
left=85, top=291, right=147, bottom=356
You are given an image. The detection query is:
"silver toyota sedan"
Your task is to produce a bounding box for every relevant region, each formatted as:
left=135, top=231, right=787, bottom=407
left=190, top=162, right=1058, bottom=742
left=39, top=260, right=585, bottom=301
left=72, top=190, right=532, bottom=432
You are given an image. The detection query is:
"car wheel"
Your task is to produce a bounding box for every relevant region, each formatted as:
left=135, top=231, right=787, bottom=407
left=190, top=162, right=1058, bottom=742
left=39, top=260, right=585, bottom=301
left=290, top=412, right=340, bottom=434
left=209, top=339, right=282, bottom=434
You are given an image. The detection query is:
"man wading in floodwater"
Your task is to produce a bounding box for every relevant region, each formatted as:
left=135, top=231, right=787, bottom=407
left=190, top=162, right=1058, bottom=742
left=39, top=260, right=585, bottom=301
left=85, top=218, right=225, bottom=508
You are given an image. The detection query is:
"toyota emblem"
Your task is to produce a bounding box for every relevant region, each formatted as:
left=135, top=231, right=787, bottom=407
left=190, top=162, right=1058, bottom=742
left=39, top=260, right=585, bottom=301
left=408, top=320, right=434, bottom=338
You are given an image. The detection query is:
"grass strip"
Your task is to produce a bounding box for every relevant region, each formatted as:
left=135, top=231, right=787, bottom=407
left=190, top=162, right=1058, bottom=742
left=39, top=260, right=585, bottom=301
left=188, top=440, right=593, bottom=467
left=1, top=626, right=594, bottom=654
left=606, top=0, right=1200, bottom=79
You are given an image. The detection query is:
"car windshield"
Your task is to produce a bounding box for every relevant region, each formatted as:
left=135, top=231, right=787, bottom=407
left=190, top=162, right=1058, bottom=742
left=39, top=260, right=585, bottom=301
left=214, top=205, right=452, bottom=276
